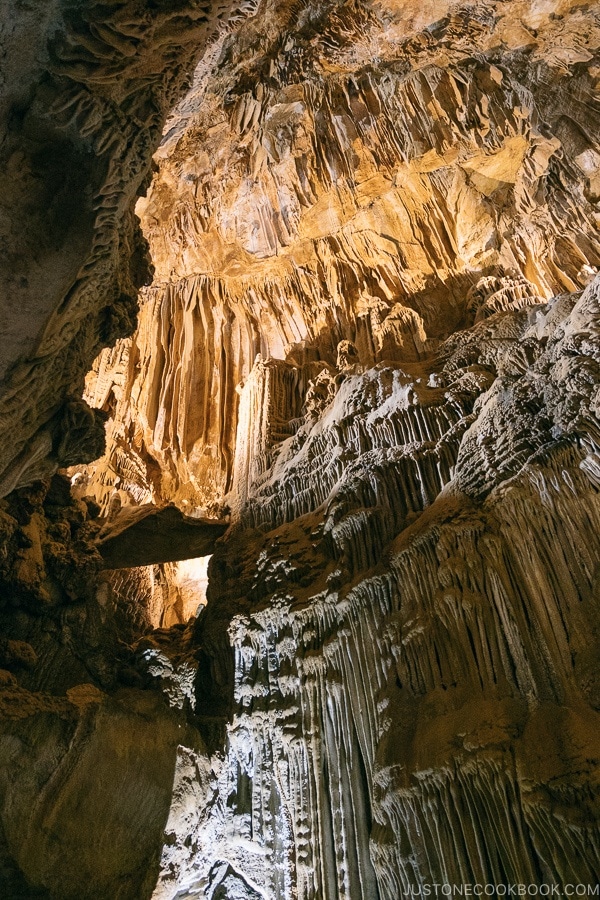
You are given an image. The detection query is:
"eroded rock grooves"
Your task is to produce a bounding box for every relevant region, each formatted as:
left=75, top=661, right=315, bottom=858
left=1, top=0, right=600, bottom=898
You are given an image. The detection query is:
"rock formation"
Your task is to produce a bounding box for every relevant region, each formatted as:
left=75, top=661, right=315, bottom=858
left=186, top=280, right=600, bottom=897
left=80, top=0, right=600, bottom=516
left=0, top=0, right=239, bottom=497
left=96, top=504, right=228, bottom=569
left=1, top=0, right=600, bottom=898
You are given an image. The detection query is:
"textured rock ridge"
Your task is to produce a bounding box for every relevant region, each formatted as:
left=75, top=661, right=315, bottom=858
left=160, top=277, right=600, bottom=899
left=96, top=503, right=227, bottom=568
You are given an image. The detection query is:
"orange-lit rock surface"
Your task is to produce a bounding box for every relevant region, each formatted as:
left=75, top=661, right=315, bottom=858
left=80, top=0, right=600, bottom=516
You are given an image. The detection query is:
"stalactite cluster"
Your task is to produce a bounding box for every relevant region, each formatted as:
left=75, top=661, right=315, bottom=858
left=164, top=278, right=600, bottom=899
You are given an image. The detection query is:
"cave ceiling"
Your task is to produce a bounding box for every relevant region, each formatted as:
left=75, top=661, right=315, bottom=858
left=80, top=0, right=600, bottom=515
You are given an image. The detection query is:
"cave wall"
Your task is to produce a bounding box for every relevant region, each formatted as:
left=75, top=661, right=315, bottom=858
left=157, top=278, right=600, bottom=899
left=0, top=2, right=241, bottom=897
left=124, top=1, right=600, bottom=896
left=0, top=0, right=239, bottom=497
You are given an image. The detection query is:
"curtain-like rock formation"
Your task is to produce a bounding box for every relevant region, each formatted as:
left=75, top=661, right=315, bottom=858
left=82, top=0, right=600, bottom=515
left=159, top=277, right=600, bottom=899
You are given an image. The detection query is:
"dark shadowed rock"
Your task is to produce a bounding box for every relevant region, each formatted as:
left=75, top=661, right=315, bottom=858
left=96, top=505, right=228, bottom=569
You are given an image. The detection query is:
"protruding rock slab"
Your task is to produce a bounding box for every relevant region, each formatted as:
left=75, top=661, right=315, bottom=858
left=96, top=505, right=228, bottom=569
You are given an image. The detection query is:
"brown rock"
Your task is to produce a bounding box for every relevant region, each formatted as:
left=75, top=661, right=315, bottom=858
left=0, top=640, right=38, bottom=671
left=96, top=504, right=228, bottom=569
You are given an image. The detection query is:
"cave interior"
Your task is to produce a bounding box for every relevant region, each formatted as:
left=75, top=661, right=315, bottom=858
left=0, top=0, right=600, bottom=898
